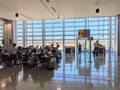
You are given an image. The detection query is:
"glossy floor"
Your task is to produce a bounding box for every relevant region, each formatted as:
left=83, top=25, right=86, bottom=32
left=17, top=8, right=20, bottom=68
left=0, top=51, right=120, bottom=90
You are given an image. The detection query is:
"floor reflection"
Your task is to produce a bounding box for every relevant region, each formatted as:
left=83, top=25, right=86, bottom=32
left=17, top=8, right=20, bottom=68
left=0, top=65, right=22, bottom=90
left=23, top=68, right=54, bottom=88
left=54, top=51, right=118, bottom=89
left=0, top=51, right=119, bottom=90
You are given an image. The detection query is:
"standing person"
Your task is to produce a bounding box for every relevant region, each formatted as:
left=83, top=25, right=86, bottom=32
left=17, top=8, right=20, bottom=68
left=94, top=40, right=99, bottom=56
left=78, top=43, right=82, bottom=53
left=10, top=43, right=17, bottom=65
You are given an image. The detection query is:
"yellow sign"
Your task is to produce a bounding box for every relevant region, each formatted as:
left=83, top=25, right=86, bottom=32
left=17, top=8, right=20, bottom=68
left=78, top=30, right=84, bottom=38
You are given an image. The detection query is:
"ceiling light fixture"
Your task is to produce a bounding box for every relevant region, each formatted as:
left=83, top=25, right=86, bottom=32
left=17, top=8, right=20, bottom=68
left=39, top=0, right=55, bottom=17
left=51, top=7, right=56, bottom=13
left=96, top=8, right=100, bottom=13
left=15, top=13, right=19, bottom=17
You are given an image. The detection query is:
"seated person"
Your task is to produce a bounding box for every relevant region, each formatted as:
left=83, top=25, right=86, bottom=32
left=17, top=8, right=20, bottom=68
left=56, top=42, right=60, bottom=49
left=30, top=49, right=38, bottom=67
left=38, top=49, right=50, bottom=62
left=46, top=48, right=52, bottom=56
left=51, top=47, right=56, bottom=54
left=3, top=49, right=10, bottom=64
left=29, top=49, right=36, bottom=61
left=4, top=49, right=10, bottom=56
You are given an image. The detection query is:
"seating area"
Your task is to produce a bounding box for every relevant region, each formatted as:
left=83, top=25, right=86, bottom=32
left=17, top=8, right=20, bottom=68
left=0, top=43, right=62, bottom=70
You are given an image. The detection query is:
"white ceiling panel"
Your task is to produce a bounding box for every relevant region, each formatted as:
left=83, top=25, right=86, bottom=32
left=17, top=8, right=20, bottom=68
left=0, top=0, right=120, bottom=21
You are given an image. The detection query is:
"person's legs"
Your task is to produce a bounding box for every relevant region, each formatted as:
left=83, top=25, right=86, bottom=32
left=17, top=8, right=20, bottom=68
left=94, top=47, right=98, bottom=56
left=13, top=54, right=17, bottom=65
left=96, top=47, right=98, bottom=56
left=79, top=47, right=81, bottom=53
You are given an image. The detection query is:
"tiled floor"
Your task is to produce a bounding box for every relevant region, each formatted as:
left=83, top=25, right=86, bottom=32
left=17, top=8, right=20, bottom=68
left=0, top=51, right=119, bottom=90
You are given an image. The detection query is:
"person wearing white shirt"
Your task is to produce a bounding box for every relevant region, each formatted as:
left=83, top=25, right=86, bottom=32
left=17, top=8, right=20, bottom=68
left=10, top=43, right=17, bottom=65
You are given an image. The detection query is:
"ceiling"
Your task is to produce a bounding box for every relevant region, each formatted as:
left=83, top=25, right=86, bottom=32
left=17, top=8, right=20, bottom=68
left=0, top=0, right=120, bottom=21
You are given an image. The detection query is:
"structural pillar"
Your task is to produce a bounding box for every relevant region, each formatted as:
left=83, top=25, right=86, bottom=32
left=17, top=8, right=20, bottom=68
left=3, top=20, right=13, bottom=51
left=118, top=15, right=120, bottom=56
left=118, top=14, right=120, bottom=88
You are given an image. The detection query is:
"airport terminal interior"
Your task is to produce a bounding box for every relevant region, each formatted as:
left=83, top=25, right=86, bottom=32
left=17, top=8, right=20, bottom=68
left=0, top=0, right=120, bottom=90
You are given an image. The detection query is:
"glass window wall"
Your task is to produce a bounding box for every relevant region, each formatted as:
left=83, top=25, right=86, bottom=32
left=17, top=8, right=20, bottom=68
left=15, top=16, right=118, bottom=51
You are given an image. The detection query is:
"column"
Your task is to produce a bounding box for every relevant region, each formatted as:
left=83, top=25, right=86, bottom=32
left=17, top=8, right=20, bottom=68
left=3, top=20, right=13, bottom=51
left=109, top=17, right=112, bottom=52
left=118, top=14, right=120, bottom=56
left=23, top=21, right=26, bottom=47
left=118, top=14, right=120, bottom=89
left=42, top=20, right=45, bottom=47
